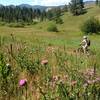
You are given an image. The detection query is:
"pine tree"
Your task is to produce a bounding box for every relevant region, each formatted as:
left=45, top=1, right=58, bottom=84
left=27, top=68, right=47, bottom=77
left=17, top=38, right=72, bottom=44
left=79, top=0, right=84, bottom=8
left=62, top=5, right=68, bottom=12
left=40, top=10, right=46, bottom=21
left=0, top=5, right=49, bottom=23
left=46, top=10, right=53, bottom=20
left=69, top=0, right=85, bottom=16
left=96, top=0, right=98, bottom=5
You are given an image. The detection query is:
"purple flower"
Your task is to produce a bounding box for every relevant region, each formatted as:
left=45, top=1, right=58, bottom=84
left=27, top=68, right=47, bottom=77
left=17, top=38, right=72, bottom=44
left=41, top=59, right=48, bottom=65
left=19, top=79, right=27, bottom=87
left=95, top=77, right=100, bottom=82
left=71, top=80, right=77, bottom=86
left=83, top=83, right=88, bottom=87
left=52, top=75, right=58, bottom=82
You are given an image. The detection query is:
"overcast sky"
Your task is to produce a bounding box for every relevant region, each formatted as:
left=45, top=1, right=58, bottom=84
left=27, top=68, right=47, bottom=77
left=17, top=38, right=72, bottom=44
left=0, top=0, right=95, bottom=6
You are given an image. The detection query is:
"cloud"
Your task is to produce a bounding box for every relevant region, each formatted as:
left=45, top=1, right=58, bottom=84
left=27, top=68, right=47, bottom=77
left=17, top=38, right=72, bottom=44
left=39, top=0, right=71, bottom=6
left=35, top=0, right=96, bottom=6
left=1, top=0, right=95, bottom=6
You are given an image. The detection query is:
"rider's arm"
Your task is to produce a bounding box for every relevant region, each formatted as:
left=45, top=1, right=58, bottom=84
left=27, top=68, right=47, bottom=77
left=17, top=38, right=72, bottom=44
left=80, top=40, right=85, bottom=46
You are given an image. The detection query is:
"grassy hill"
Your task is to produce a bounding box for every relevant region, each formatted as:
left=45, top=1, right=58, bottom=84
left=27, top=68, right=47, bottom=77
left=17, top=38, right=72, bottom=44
left=34, top=4, right=100, bottom=35
left=0, top=5, right=100, bottom=49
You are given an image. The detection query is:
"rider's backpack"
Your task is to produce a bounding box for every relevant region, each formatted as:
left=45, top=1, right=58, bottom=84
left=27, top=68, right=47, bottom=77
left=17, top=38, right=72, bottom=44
left=87, top=40, right=91, bottom=46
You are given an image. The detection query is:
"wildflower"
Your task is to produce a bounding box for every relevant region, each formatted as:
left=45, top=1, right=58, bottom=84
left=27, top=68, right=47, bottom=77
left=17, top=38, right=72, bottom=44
left=87, top=80, right=93, bottom=84
left=87, top=69, right=95, bottom=76
left=6, top=63, right=10, bottom=67
left=50, top=82, right=56, bottom=89
left=6, top=63, right=11, bottom=74
left=71, top=80, right=77, bottom=86
left=52, top=75, right=58, bottom=82
left=41, top=59, right=48, bottom=65
left=95, top=77, right=100, bottom=82
left=19, top=79, right=27, bottom=87
left=83, top=83, right=88, bottom=87
left=61, top=75, right=68, bottom=83
left=63, top=75, right=68, bottom=80
left=59, top=79, right=64, bottom=84
left=86, top=79, right=97, bottom=85
left=46, top=46, right=55, bottom=53
left=82, top=68, right=95, bottom=79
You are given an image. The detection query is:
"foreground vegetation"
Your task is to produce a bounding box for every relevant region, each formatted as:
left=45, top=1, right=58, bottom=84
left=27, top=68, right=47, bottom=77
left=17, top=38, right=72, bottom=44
left=0, top=34, right=100, bottom=100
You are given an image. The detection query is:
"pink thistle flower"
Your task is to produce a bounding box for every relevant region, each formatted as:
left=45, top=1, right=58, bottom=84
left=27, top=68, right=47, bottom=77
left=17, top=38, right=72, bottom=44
left=85, top=68, right=95, bottom=76
left=41, top=59, right=48, bottom=65
left=46, top=46, right=56, bottom=53
left=87, top=80, right=93, bottom=84
left=95, top=77, right=100, bottom=82
left=71, top=80, right=77, bottom=86
left=83, top=83, right=88, bottom=87
left=19, top=79, right=27, bottom=87
left=86, top=80, right=96, bottom=85
left=52, top=75, right=58, bottom=82
left=63, top=75, right=68, bottom=80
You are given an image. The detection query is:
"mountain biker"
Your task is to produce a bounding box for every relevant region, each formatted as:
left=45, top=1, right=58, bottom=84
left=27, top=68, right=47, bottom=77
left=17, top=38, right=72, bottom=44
left=80, top=36, right=90, bottom=53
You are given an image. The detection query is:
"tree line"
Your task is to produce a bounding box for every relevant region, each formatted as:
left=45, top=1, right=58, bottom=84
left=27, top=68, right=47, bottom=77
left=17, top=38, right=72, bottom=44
left=69, top=0, right=85, bottom=16
left=0, top=5, right=65, bottom=23
left=0, top=6, right=44, bottom=23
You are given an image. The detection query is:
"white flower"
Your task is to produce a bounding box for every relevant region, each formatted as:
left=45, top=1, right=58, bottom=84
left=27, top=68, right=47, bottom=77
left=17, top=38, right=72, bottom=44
left=6, top=63, right=10, bottom=67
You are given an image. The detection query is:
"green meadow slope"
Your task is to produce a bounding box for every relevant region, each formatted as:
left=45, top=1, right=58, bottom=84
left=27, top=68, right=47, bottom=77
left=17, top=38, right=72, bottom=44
left=34, top=4, right=100, bottom=35
left=0, top=5, right=100, bottom=49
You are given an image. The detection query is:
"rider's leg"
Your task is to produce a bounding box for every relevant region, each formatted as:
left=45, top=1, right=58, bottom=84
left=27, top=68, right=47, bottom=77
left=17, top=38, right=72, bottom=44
left=82, top=46, right=86, bottom=54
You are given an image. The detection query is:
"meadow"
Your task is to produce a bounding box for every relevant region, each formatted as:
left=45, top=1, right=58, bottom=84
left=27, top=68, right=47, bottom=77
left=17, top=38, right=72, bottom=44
left=0, top=4, right=100, bottom=100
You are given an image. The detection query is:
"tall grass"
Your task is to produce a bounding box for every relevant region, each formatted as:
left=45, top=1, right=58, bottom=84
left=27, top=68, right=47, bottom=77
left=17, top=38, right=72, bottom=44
left=0, top=35, right=100, bottom=99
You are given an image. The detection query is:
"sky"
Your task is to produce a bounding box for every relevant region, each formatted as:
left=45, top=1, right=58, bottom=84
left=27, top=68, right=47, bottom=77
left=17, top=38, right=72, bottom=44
left=0, top=0, right=95, bottom=6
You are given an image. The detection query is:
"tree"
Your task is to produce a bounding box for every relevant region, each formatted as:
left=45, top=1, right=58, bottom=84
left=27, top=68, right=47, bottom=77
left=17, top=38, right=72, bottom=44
left=54, top=17, right=63, bottom=24
left=46, top=10, right=53, bottom=20
left=69, top=0, right=85, bottom=15
left=54, top=7, right=62, bottom=17
left=62, top=5, right=68, bottom=12
left=96, top=0, right=98, bottom=5
left=40, top=10, right=46, bottom=21
left=46, top=7, right=62, bottom=21
left=79, top=0, right=84, bottom=8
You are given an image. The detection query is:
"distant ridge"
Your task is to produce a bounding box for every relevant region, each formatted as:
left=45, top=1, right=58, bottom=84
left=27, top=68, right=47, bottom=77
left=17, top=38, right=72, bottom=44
left=0, top=1, right=95, bottom=11
left=18, top=4, right=65, bottom=11
left=84, top=0, right=95, bottom=4
left=0, top=4, right=64, bottom=11
left=19, top=4, right=48, bottom=11
left=0, top=4, right=60, bottom=11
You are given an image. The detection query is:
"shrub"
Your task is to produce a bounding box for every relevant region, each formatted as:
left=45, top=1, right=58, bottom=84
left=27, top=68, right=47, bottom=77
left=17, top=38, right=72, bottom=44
left=8, top=23, right=25, bottom=28
left=47, top=23, right=58, bottom=32
left=32, top=21, right=38, bottom=25
left=81, top=17, right=100, bottom=35
left=0, top=22, right=6, bottom=26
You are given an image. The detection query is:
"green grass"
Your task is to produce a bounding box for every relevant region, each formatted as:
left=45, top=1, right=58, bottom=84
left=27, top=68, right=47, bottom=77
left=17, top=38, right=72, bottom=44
left=0, top=5, right=100, bottom=45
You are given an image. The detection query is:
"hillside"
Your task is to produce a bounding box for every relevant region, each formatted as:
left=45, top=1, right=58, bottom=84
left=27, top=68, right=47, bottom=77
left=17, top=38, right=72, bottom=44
left=0, top=5, right=100, bottom=49
left=0, top=4, right=64, bottom=11
left=34, top=4, right=100, bottom=36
